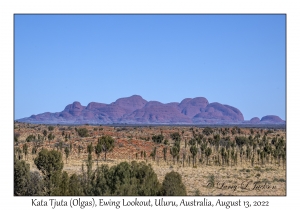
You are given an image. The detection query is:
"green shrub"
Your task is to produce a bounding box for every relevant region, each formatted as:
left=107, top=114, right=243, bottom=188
left=161, top=171, right=187, bottom=196
left=26, top=134, right=35, bottom=142
left=77, top=128, right=89, bottom=137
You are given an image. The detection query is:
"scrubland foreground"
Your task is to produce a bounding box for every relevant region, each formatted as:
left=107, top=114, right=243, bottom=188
left=14, top=123, right=286, bottom=196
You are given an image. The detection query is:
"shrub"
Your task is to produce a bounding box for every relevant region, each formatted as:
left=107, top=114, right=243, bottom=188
left=77, top=128, right=89, bottom=137
left=207, top=174, right=215, bottom=188
left=152, top=134, right=164, bottom=143
left=26, top=134, right=35, bottom=142
left=195, top=189, right=201, bottom=196
left=14, top=159, right=30, bottom=195
left=161, top=171, right=187, bottom=196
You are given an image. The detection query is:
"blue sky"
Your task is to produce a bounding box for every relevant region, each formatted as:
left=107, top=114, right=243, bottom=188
left=14, top=14, right=286, bottom=121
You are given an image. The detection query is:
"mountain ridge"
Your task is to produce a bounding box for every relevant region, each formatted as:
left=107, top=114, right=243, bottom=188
left=17, top=95, right=285, bottom=125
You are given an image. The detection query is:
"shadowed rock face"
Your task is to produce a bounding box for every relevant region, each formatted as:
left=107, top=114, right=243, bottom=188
left=63, top=101, right=85, bottom=116
left=180, top=97, right=209, bottom=118
left=17, top=95, right=283, bottom=125
left=124, top=101, right=191, bottom=123
left=192, top=102, right=244, bottom=123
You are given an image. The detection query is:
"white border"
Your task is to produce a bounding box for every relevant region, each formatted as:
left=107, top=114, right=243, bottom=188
left=1, top=0, right=298, bottom=209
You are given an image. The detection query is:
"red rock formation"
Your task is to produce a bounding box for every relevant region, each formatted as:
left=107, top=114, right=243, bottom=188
left=260, top=115, right=285, bottom=123
left=18, top=95, right=284, bottom=125
left=249, top=117, right=260, bottom=124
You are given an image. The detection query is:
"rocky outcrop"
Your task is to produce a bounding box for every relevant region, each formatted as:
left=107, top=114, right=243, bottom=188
left=112, top=95, right=147, bottom=113
left=192, top=102, right=244, bottom=123
left=249, top=117, right=260, bottom=124
left=260, top=115, right=285, bottom=124
left=17, top=95, right=283, bottom=125
left=179, top=97, right=209, bottom=118
left=123, top=101, right=191, bottom=124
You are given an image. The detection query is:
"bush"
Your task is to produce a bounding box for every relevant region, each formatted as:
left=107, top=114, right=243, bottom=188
left=152, top=134, right=164, bottom=143
left=14, top=159, right=30, bottom=195
left=26, top=171, right=44, bottom=196
left=34, top=149, right=64, bottom=177
left=161, top=171, right=187, bottom=196
left=278, top=178, right=286, bottom=182
left=90, top=161, right=161, bottom=196
left=77, top=128, right=89, bottom=137
left=26, top=134, right=35, bottom=142
left=202, top=127, right=213, bottom=136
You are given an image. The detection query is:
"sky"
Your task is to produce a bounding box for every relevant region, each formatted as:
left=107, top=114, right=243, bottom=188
left=14, top=14, right=286, bottom=121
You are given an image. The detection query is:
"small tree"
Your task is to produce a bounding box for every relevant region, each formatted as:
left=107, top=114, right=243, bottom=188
left=205, top=147, right=212, bottom=165
left=78, top=145, right=82, bottom=157
left=170, top=146, right=179, bottom=165
left=34, top=149, right=64, bottom=195
left=87, top=143, right=93, bottom=155
left=200, top=143, right=207, bottom=164
left=231, top=150, right=235, bottom=167
left=150, top=147, right=157, bottom=161
left=221, top=147, right=226, bottom=165
left=48, top=133, right=55, bottom=144
left=170, top=132, right=181, bottom=142
left=190, top=145, right=198, bottom=167
left=43, top=130, right=47, bottom=140
left=86, top=153, right=93, bottom=191
left=64, top=146, right=70, bottom=164
left=163, top=147, right=167, bottom=162
left=95, top=140, right=102, bottom=165
left=22, top=143, right=28, bottom=160
left=98, top=135, right=115, bottom=161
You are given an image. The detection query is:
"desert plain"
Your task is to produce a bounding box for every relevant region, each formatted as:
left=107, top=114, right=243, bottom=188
left=14, top=122, right=286, bottom=196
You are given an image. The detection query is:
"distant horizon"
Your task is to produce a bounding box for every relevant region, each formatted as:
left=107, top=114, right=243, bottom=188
left=13, top=121, right=287, bottom=129
left=16, top=94, right=285, bottom=121
left=15, top=14, right=286, bottom=120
